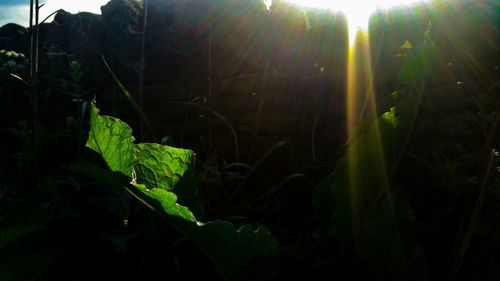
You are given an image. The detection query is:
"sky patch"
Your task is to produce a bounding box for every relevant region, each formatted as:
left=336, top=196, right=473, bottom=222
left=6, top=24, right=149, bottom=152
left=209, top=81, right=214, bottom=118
left=0, top=0, right=108, bottom=27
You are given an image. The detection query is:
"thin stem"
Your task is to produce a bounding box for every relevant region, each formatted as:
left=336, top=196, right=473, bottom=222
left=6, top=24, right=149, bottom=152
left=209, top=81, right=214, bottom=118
left=29, top=0, right=40, bottom=181
left=254, top=61, right=269, bottom=139
left=138, top=0, right=148, bottom=141
left=207, top=27, right=213, bottom=150
left=311, top=105, right=324, bottom=162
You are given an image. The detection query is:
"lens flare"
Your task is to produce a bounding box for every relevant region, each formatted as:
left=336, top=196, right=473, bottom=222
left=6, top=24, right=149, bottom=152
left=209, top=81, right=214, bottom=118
left=282, top=0, right=425, bottom=243
left=284, top=0, right=423, bottom=45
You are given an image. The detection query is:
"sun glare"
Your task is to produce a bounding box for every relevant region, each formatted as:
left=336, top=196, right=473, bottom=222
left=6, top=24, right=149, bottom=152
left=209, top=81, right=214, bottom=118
left=285, top=0, right=424, bottom=45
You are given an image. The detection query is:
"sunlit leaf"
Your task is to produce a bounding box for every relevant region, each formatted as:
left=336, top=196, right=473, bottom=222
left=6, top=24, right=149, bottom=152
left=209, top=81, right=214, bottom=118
left=86, top=103, right=135, bottom=177
left=134, top=143, right=201, bottom=216
left=86, top=103, right=279, bottom=279
left=134, top=143, right=193, bottom=191
left=400, top=40, right=413, bottom=49
left=130, top=182, right=196, bottom=222
left=382, top=107, right=400, bottom=128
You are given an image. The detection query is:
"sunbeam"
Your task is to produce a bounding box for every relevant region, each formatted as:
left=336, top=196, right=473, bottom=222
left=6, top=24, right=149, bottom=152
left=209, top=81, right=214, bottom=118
left=280, top=0, right=429, bottom=246
left=284, top=0, right=425, bottom=45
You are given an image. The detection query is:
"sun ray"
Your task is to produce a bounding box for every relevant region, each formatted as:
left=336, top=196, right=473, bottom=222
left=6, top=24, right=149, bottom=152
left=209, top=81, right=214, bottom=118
left=280, top=0, right=427, bottom=247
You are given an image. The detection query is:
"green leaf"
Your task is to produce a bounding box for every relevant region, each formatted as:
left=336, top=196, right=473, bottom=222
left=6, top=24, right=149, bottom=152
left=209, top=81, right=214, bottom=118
left=134, top=143, right=192, bottom=191
left=400, top=40, right=413, bottom=49
left=187, top=220, right=279, bottom=279
left=134, top=143, right=201, bottom=216
left=85, top=103, right=279, bottom=279
left=381, top=106, right=400, bottom=128
left=86, top=103, right=135, bottom=177
left=130, top=182, right=196, bottom=222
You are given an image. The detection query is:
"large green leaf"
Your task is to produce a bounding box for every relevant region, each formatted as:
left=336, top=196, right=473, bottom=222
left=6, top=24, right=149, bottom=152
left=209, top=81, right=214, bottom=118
left=85, top=103, right=197, bottom=221
left=85, top=103, right=279, bottom=279
left=86, top=103, right=135, bottom=176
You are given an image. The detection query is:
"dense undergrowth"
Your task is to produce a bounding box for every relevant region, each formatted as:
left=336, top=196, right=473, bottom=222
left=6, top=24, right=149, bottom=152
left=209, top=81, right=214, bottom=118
left=0, top=0, right=499, bottom=280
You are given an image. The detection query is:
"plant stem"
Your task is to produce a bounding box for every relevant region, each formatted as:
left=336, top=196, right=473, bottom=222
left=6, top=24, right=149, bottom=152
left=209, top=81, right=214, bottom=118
left=138, top=0, right=148, bottom=141
left=207, top=27, right=213, bottom=151
left=29, top=0, right=40, bottom=181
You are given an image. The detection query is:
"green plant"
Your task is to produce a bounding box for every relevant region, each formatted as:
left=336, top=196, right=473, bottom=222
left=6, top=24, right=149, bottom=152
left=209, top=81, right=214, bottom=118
left=0, top=50, right=27, bottom=81
left=61, top=60, right=91, bottom=153
left=80, top=102, right=280, bottom=279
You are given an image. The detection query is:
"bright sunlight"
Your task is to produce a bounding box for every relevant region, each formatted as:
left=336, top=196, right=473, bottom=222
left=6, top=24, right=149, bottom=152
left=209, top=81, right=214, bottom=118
left=285, top=0, right=424, bottom=45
